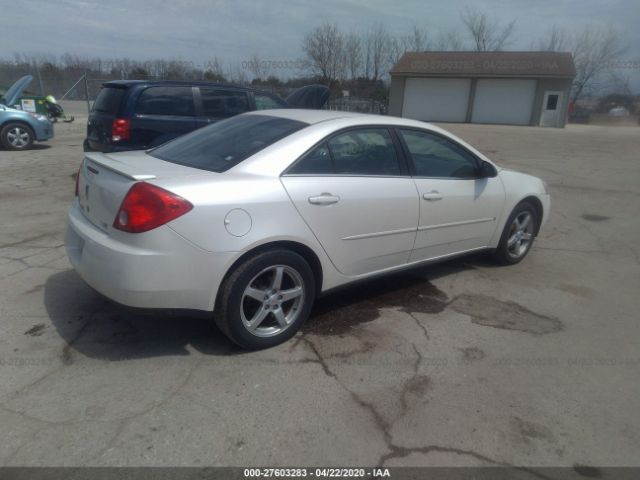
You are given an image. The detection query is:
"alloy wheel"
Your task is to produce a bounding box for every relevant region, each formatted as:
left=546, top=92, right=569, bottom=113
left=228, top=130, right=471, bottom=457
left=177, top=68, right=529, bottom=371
left=240, top=265, right=305, bottom=337
left=506, top=211, right=534, bottom=259
left=7, top=127, right=31, bottom=148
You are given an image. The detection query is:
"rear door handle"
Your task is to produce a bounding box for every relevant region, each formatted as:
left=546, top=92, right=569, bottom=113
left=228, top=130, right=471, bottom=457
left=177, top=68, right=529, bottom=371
left=423, top=191, right=443, bottom=201
left=308, top=193, right=340, bottom=205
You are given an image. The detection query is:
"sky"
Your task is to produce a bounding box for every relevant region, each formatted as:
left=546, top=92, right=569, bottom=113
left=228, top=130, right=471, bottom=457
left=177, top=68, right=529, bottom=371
left=1, top=0, right=639, bottom=90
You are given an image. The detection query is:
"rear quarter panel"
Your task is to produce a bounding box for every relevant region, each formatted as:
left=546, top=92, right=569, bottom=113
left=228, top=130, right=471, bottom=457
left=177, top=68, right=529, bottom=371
left=155, top=172, right=343, bottom=291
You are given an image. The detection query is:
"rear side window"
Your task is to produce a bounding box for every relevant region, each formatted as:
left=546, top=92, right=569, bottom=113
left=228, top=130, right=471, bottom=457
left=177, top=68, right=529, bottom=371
left=135, top=86, right=195, bottom=116
left=328, top=128, right=400, bottom=176
left=288, top=128, right=401, bottom=176
left=199, top=88, right=250, bottom=118
left=92, top=87, right=125, bottom=114
left=149, top=114, right=307, bottom=172
left=254, top=92, right=287, bottom=110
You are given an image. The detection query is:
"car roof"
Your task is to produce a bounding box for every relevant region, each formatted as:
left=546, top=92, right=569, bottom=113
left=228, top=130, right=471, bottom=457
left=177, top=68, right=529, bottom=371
left=102, top=79, right=263, bottom=92
left=250, top=108, right=439, bottom=129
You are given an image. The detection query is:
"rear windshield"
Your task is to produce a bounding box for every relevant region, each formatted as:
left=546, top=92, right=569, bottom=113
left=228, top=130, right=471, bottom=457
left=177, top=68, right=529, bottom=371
left=149, top=114, right=308, bottom=172
left=92, top=87, right=125, bottom=114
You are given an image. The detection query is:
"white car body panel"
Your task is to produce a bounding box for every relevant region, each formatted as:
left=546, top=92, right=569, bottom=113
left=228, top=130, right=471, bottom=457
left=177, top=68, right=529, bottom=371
left=65, top=109, right=550, bottom=312
left=410, top=175, right=506, bottom=261
left=281, top=176, right=419, bottom=276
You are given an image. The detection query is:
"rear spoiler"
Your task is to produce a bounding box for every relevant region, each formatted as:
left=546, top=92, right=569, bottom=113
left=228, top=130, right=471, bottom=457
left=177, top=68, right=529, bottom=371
left=84, top=153, right=156, bottom=180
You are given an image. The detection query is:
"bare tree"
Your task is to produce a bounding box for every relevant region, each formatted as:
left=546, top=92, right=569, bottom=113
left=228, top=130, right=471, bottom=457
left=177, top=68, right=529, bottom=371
left=433, top=30, right=464, bottom=51
left=204, top=56, right=226, bottom=82
left=535, top=25, right=570, bottom=52
left=570, top=25, right=626, bottom=103
left=534, top=24, right=626, bottom=104
left=402, top=25, right=430, bottom=52
left=225, top=61, right=248, bottom=85
left=364, top=22, right=391, bottom=81
left=246, top=53, right=270, bottom=81
left=387, top=36, right=406, bottom=70
left=302, top=23, right=346, bottom=85
left=344, top=34, right=362, bottom=80
left=386, top=26, right=430, bottom=69
left=460, top=7, right=516, bottom=51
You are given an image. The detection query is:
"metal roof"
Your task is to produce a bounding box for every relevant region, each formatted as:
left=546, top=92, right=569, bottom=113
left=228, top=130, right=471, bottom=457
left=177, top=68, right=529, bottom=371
left=391, top=51, right=576, bottom=78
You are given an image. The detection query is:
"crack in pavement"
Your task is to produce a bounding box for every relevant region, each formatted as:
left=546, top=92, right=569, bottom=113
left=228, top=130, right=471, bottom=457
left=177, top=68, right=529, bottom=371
left=0, top=233, right=60, bottom=249
left=408, top=312, right=430, bottom=341
left=299, top=311, right=563, bottom=478
left=301, top=337, right=393, bottom=441
left=379, top=445, right=556, bottom=479
left=2, top=422, right=52, bottom=466
left=83, top=354, right=207, bottom=464
left=301, top=335, right=556, bottom=474
left=0, top=300, right=107, bottom=408
left=2, top=348, right=209, bottom=465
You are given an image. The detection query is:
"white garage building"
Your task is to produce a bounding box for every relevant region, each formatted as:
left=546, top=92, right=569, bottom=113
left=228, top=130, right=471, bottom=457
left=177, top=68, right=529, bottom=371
left=389, top=51, right=576, bottom=128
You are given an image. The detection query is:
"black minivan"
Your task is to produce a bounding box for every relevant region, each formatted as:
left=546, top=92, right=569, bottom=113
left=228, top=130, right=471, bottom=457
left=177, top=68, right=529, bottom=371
left=84, top=81, right=328, bottom=152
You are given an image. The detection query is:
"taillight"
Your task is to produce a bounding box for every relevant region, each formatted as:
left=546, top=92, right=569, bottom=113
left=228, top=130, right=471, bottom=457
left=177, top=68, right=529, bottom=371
left=111, top=118, right=130, bottom=142
left=113, top=182, right=193, bottom=233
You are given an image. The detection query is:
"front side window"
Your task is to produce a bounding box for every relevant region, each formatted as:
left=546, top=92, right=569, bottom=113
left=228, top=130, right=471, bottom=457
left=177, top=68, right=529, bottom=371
left=135, top=86, right=195, bottom=116
left=400, top=129, right=478, bottom=179
left=150, top=114, right=307, bottom=172
left=254, top=92, right=287, bottom=110
left=200, top=88, right=250, bottom=118
left=327, top=128, right=400, bottom=176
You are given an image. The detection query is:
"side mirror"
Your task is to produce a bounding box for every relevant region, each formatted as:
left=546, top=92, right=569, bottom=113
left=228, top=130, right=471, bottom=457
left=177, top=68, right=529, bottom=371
left=478, top=160, right=498, bottom=178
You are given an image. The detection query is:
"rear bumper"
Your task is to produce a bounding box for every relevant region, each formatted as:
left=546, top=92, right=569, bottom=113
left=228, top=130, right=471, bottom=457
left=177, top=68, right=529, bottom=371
left=65, top=202, right=235, bottom=311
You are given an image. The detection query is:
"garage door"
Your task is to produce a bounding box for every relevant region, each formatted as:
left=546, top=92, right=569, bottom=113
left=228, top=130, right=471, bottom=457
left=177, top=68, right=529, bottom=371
left=471, top=79, right=536, bottom=125
left=402, top=78, right=471, bottom=122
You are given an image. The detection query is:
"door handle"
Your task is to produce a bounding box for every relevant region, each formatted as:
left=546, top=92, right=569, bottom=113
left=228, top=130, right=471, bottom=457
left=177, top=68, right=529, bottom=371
left=308, top=193, right=340, bottom=205
left=423, top=191, right=443, bottom=201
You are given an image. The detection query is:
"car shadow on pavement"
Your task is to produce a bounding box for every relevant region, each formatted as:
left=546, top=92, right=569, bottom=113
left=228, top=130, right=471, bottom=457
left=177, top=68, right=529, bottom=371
left=44, top=253, right=490, bottom=361
left=26, top=144, right=53, bottom=150
left=44, top=269, right=238, bottom=362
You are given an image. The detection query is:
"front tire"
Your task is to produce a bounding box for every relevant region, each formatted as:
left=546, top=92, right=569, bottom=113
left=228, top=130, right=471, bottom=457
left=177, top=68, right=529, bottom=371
left=1, top=123, right=35, bottom=150
left=493, top=202, right=538, bottom=265
left=215, top=249, right=316, bottom=349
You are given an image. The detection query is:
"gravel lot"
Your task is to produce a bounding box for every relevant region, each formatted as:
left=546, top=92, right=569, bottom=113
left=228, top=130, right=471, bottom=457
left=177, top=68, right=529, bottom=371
left=0, top=115, right=639, bottom=470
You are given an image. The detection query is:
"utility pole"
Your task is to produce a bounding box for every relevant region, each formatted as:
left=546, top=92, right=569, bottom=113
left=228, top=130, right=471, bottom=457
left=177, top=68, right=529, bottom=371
left=84, top=72, right=91, bottom=114
left=36, top=65, right=45, bottom=96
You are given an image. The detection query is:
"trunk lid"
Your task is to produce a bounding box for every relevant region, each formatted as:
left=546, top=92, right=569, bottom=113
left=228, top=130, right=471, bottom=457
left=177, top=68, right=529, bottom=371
left=77, top=151, right=208, bottom=232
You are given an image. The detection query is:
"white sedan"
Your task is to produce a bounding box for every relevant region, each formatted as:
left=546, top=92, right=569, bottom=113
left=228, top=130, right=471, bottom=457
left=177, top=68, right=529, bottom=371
left=65, top=109, right=550, bottom=349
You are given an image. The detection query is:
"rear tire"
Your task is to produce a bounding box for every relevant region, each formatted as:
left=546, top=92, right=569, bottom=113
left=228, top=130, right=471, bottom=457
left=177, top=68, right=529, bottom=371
left=215, top=249, right=316, bottom=350
left=493, top=202, right=538, bottom=265
left=1, top=123, right=35, bottom=150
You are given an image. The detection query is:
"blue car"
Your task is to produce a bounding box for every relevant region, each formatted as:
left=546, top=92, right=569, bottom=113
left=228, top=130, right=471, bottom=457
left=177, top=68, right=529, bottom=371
left=0, top=75, right=54, bottom=150
left=84, top=81, right=328, bottom=153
